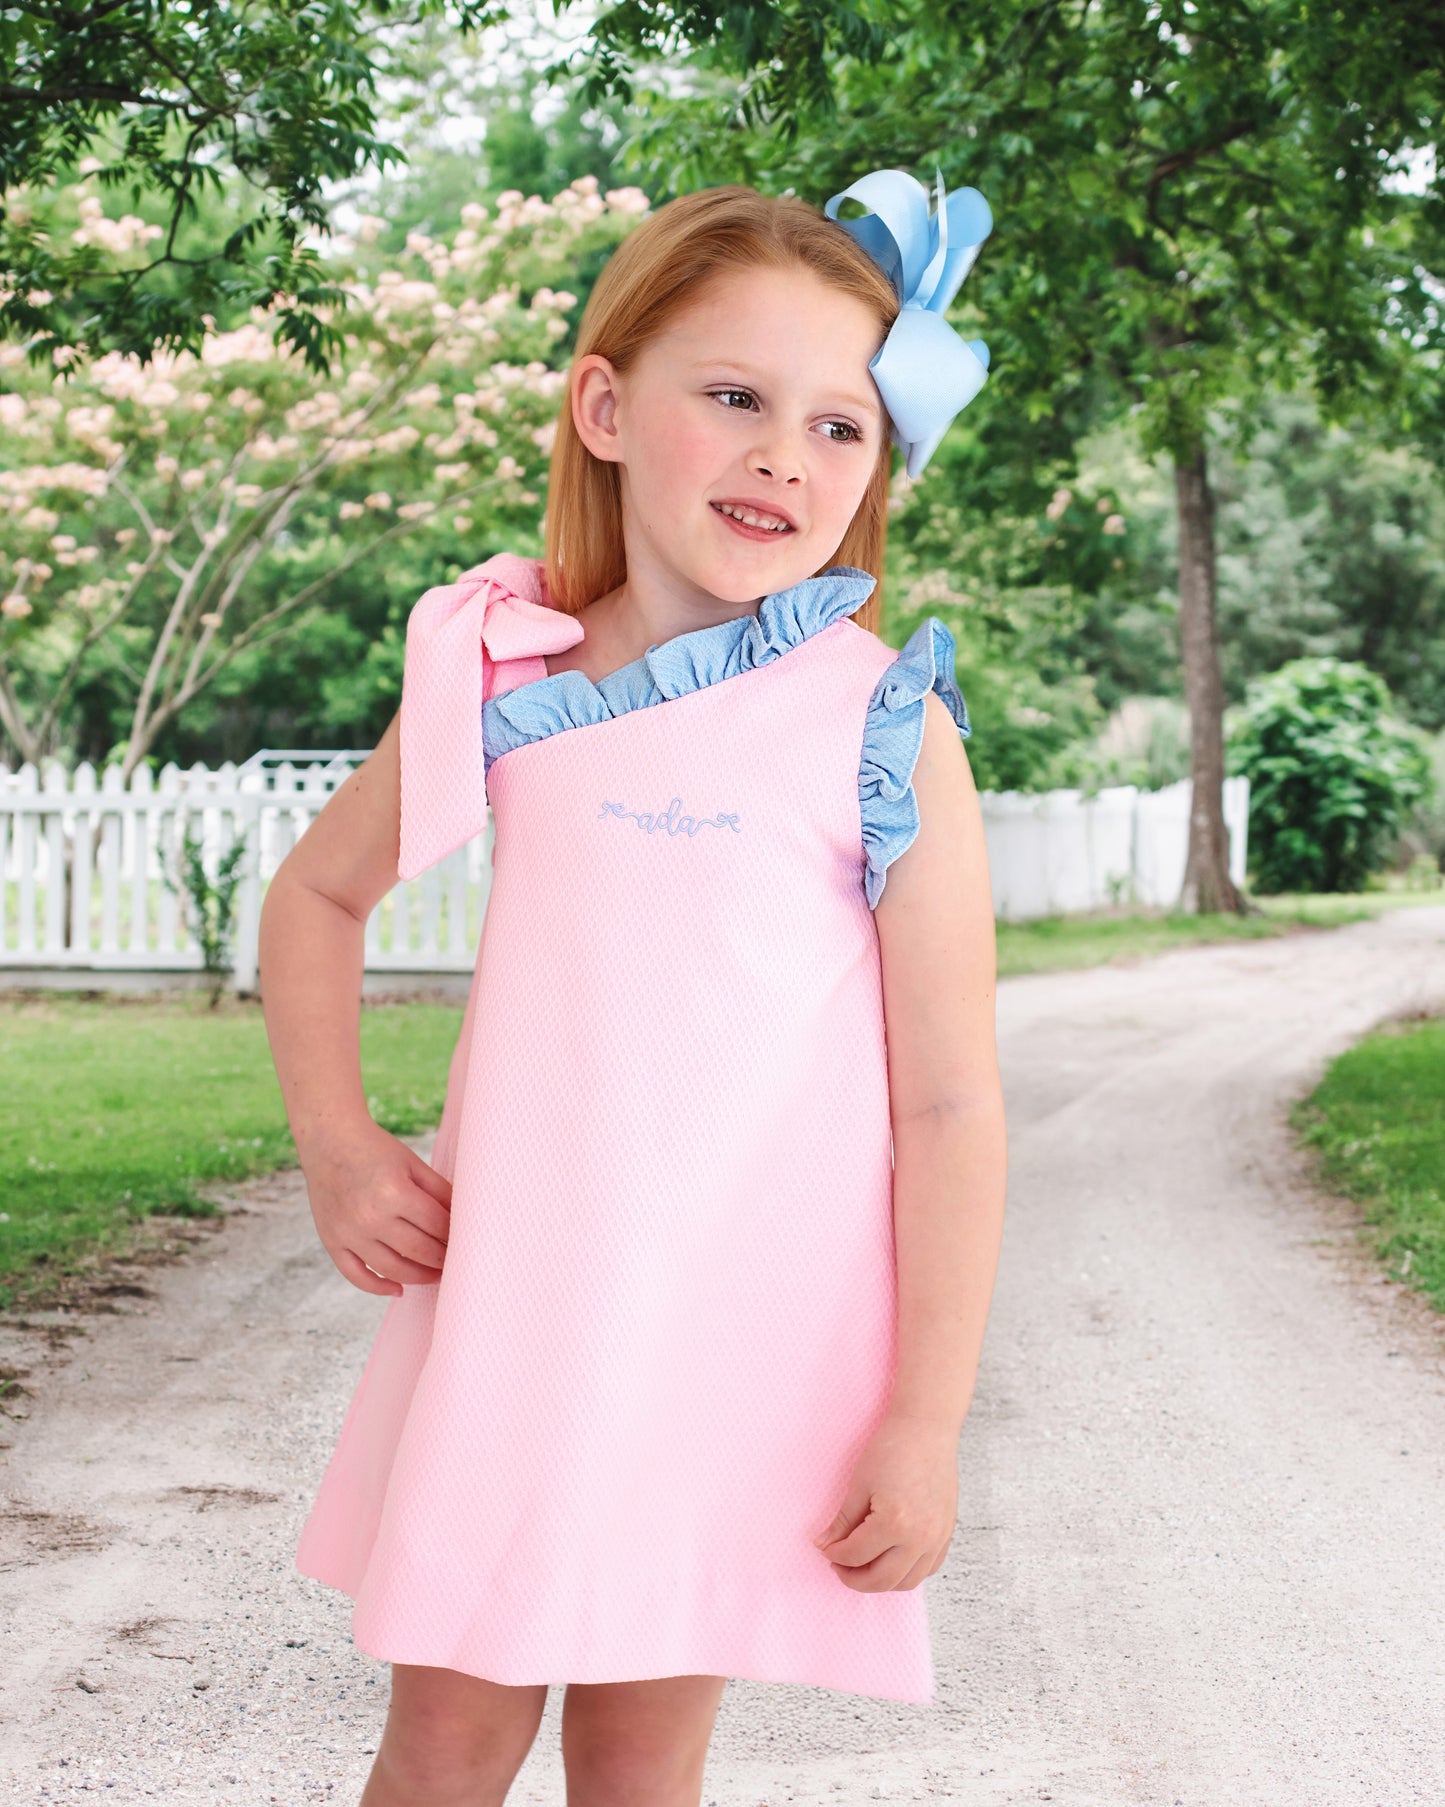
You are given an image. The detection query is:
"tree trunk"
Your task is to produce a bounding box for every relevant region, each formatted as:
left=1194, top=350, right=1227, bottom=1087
left=1175, top=437, right=1247, bottom=915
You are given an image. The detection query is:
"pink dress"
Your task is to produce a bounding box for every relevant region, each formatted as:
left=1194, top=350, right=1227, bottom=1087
left=293, top=552, right=971, bottom=1704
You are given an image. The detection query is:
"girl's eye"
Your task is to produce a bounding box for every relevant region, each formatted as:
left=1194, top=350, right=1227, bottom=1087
left=707, top=390, right=863, bottom=445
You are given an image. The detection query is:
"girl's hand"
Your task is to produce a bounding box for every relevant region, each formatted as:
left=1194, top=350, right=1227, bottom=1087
left=299, top=1118, right=453, bottom=1297
left=811, top=1412, right=959, bottom=1591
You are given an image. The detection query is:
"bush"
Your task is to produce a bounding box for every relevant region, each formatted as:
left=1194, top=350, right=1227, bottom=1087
left=1227, top=658, right=1434, bottom=892
left=1396, top=727, right=1445, bottom=876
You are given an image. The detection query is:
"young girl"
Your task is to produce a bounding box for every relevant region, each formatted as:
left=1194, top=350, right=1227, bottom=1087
left=260, top=169, right=1008, bottom=1807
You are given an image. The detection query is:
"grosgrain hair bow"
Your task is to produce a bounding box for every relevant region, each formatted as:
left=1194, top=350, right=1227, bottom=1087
left=824, top=167, right=993, bottom=479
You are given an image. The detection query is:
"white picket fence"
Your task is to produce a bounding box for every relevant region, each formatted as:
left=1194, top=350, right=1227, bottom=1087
left=0, top=752, right=491, bottom=992
left=0, top=754, right=1249, bottom=989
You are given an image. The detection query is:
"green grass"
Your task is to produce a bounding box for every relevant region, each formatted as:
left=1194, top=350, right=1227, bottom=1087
left=1291, top=1013, right=1445, bottom=1314
left=2, top=883, right=1438, bottom=1309
left=0, top=990, right=463, bottom=1309
left=996, top=888, right=1438, bottom=977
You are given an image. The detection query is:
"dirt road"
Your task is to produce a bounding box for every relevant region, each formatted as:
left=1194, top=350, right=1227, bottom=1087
left=2, top=905, right=1443, bottom=1805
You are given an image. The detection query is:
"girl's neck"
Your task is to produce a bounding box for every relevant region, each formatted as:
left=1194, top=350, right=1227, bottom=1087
left=545, top=567, right=763, bottom=687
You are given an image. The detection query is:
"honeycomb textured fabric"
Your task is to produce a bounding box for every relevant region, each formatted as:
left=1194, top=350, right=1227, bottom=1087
left=479, top=570, right=972, bottom=909
left=858, top=615, right=973, bottom=908
left=480, top=565, right=878, bottom=773
left=394, top=551, right=584, bottom=881
left=294, top=553, right=967, bottom=1704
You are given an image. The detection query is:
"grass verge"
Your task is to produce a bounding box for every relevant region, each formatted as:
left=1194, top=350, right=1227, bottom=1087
left=3, top=887, right=1436, bottom=1309
left=996, top=888, right=1437, bottom=977
left=1290, top=1012, right=1445, bottom=1314
left=0, top=989, right=462, bottom=1311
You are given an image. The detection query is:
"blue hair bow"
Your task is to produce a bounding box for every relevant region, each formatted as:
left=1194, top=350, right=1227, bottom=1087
left=824, top=167, right=993, bottom=479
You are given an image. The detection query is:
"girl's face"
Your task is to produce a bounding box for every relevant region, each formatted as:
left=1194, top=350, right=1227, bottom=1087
left=571, top=263, right=889, bottom=608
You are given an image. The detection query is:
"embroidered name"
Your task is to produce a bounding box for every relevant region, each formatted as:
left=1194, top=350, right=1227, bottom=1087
left=598, top=795, right=742, bottom=838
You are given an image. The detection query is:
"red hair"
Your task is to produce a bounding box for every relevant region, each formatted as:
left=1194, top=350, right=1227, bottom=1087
left=542, top=185, right=900, bottom=636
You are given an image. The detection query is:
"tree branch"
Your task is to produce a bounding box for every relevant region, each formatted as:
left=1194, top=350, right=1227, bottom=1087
left=31, top=544, right=168, bottom=748
left=1146, top=118, right=1262, bottom=190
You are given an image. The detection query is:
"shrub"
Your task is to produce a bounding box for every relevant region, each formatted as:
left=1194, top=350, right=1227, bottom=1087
left=163, top=825, right=248, bottom=1009
left=1227, top=658, right=1434, bottom=892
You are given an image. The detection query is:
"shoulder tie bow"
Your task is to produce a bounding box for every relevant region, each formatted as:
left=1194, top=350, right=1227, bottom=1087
left=824, top=167, right=993, bottom=479
left=397, top=553, right=584, bottom=880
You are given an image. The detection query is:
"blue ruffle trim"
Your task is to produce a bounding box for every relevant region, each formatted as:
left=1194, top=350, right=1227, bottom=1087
left=481, top=565, right=877, bottom=774
left=858, top=616, right=972, bottom=910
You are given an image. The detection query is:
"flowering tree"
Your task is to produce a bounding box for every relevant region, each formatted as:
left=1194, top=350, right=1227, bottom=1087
left=0, top=167, right=650, bottom=775
left=0, top=0, right=510, bottom=368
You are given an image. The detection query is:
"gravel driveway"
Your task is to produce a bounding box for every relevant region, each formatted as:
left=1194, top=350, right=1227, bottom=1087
left=2, top=904, right=1443, bottom=1805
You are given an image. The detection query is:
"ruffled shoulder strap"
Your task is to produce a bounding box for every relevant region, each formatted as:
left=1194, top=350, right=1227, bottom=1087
left=397, top=553, right=584, bottom=880
left=857, top=616, right=972, bottom=909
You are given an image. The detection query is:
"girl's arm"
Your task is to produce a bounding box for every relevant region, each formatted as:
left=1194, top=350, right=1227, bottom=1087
left=876, top=689, right=1007, bottom=1434
left=258, top=711, right=453, bottom=1297
left=813, top=691, right=1005, bottom=1590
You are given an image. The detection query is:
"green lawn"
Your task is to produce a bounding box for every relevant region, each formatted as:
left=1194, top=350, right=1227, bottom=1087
left=0, top=991, right=462, bottom=1309
left=1291, top=1013, right=1445, bottom=1314
left=2, top=885, right=1438, bottom=1310
left=995, top=888, right=1438, bottom=976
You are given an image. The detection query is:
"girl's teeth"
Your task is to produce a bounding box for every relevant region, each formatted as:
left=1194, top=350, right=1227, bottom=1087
left=718, top=504, right=789, bottom=532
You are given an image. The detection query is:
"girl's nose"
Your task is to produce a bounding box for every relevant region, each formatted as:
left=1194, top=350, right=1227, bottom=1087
left=746, top=436, right=805, bottom=484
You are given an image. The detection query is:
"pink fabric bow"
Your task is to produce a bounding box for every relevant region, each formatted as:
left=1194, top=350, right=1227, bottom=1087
left=397, top=553, right=584, bottom=880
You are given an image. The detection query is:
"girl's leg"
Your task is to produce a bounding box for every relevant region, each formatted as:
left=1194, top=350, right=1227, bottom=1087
left=359, top=1662, right=549, bottom=1807
left=561, top=1674, right=729, bottom=1807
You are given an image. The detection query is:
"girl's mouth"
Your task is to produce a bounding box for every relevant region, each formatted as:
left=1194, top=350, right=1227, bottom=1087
left=710, top=501, right=797, bottom=541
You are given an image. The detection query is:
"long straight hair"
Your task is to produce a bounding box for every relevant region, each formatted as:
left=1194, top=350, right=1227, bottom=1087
left=542, top=185, right=899, bottom=638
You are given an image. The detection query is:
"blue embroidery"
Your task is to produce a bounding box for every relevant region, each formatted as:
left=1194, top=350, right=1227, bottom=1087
left=599, top=795, right=742, bottom=838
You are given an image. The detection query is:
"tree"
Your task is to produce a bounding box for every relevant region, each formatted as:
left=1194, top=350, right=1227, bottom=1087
left=1057, top=385, right=1445, bottom=733
left=348, top=13, right=630, bottom=241
left=0, top=170, right=649, bottom=774
left=0, top=0, right=509, bottom=370
left=564, top=0, right=1445, bottom=912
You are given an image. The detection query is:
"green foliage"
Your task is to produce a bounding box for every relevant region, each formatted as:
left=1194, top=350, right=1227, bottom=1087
left=1227, top=658, right=1434, bottom=893
left=1412, top=730, right=1445, bottom=870
left=940, top=646, right=1103, bottom=796
left=1064, top=696, right=1193, bottom=795
left=360, top=87, right=625, bottom=249
left=599, top=0, right=1444, bottom=458
left=333, top=22, right=633, bottom=252
left=0, top=0, right=520, bottom=371
left=163, top=825, right=247, bottom=1009
left=0, top=990, right=462, bottom=1308
left=1210, top=390, right=1445, bottom=731
left=1024, top=388, right=1445, bottom=743
left=1052, top=390, right=1445, bottom=734
left=882, top=441, right=1111, bottom=793
left=556, top=0, right=886, bottom=128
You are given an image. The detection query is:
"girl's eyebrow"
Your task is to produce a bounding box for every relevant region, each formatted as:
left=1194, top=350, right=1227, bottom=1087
left=687, top=359, right=881, bottom=420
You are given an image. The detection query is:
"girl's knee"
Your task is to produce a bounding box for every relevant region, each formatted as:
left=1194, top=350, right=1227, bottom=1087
left=366, top=1665, right=548, bottom=1803
left=561, top=1675, right=727, bottom=1806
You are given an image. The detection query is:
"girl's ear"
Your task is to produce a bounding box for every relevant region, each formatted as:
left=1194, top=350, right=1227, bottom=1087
left=571, top=353, right=625, bottom=464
